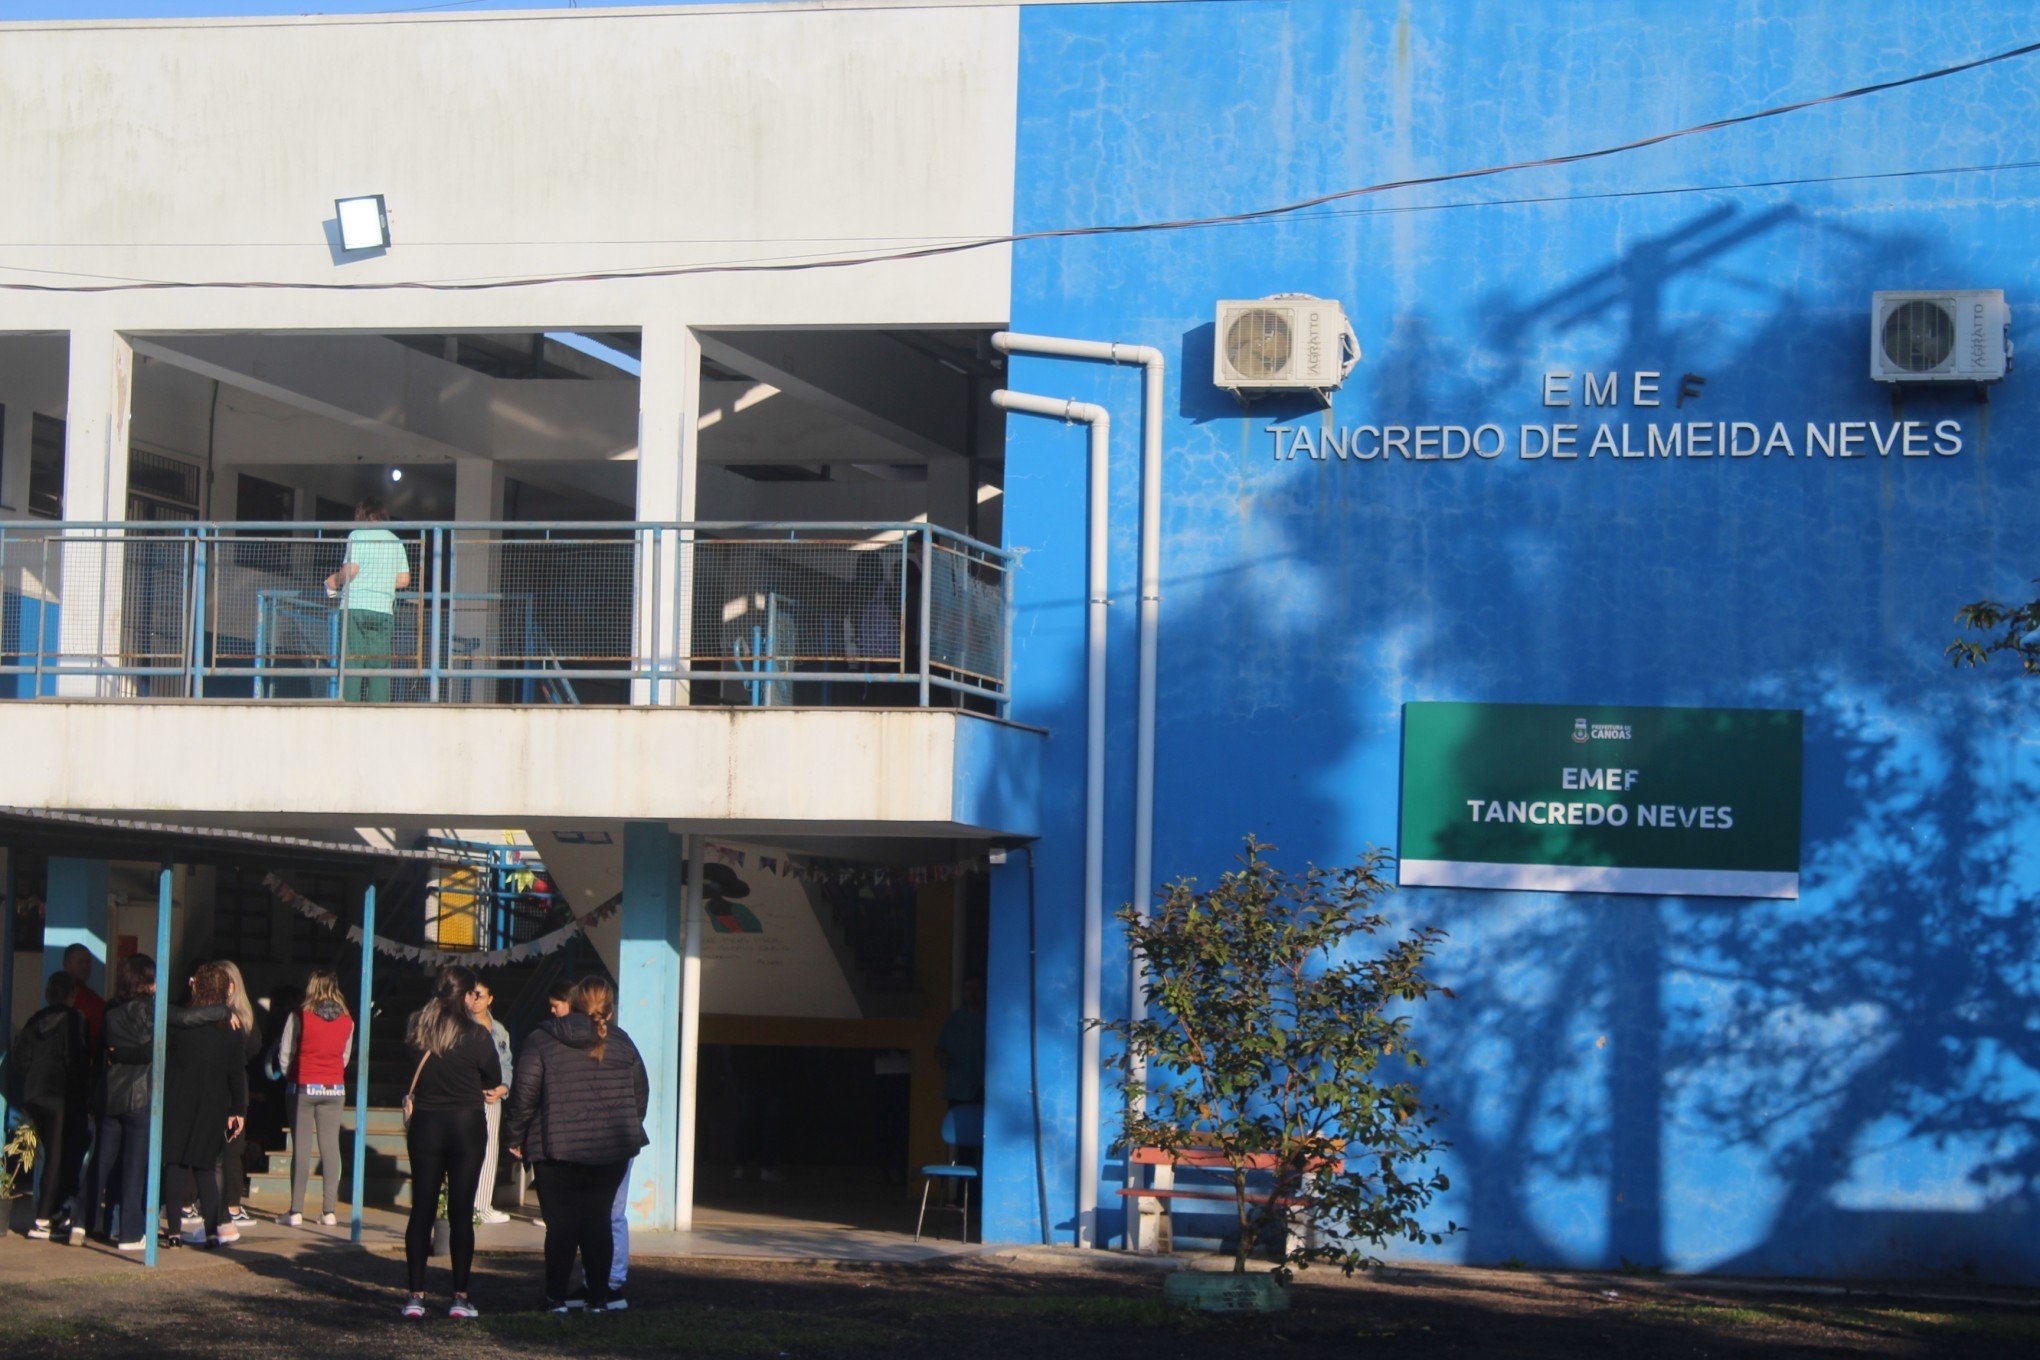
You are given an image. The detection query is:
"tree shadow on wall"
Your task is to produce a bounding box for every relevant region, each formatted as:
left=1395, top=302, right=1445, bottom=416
left=1143, top=198, right=2039, bottom=1278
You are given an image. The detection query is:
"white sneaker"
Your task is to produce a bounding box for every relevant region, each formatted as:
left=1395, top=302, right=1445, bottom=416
left=215, top=1224, right=241, bottom=1245
left=319, top=1213, right=339, bottom=1226
left=117, top=1239, right=149, bottom=1252
left=477, top=1207, right=511, bottom=1225
left=280, top=1212, right=302, bottom=1227
left=448, top=1297, right=479, bottom=1320
left=180, top=1227, right=208, bottom=1246
left=27, top=1219, right=52, bottom=1240
left=67, top=1223, right=87, bottom=1246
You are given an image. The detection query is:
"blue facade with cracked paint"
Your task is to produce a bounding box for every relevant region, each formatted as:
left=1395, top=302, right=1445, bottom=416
left=985, top=0, right=2040, bottom=1279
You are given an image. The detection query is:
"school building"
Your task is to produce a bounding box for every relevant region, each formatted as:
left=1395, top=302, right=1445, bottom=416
left=1, top=0, right=2036, bottom=1281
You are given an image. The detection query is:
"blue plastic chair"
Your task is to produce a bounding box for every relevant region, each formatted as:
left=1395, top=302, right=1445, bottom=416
left=915, top=1103, right=983, bottom=1243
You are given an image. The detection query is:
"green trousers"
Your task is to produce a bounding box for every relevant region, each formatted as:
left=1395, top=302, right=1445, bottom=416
left=341, top=610, right=394, bottom=702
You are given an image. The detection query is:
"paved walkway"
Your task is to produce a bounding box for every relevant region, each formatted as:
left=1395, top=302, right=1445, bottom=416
left=0, top=1198, right=979, bottom=1286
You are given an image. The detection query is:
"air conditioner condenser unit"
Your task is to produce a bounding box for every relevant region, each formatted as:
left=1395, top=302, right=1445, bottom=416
left=1214, top=295, right=1361, bottom=396
left=1871, top=290, right=2010, bottom=383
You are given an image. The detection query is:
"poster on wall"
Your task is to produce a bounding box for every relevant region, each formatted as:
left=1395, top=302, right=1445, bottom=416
left=1398, top=701, right=1803, bottom=899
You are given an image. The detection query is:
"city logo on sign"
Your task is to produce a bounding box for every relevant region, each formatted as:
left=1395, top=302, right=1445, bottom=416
left=1572, top=718, right=1632, bottom=742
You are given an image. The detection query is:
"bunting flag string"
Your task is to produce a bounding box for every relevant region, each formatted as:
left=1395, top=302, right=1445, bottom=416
left=703, top=842, right=992, bottom=889
left=264, top=872, right=619, bottom=970
left=265, top=844, right=995, bottom=969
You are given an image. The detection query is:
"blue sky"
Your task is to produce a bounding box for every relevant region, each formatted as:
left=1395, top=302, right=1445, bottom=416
left=0, top=2, right=693, bottom=18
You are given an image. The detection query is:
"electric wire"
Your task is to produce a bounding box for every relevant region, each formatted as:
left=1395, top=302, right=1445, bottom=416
left=1, top=36, right=2036, bottom=294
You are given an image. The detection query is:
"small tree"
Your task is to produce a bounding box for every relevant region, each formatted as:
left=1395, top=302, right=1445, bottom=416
left=1949, top=582, right=2040, bottom=673
left=1100, top=837, right=1456, bottom=1278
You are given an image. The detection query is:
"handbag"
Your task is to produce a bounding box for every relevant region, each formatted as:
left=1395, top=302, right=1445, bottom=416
left=400, top=1051, right=431, bottom=1130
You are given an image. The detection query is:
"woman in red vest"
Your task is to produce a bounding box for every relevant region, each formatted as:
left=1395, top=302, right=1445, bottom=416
left=274, top=969, right=356, bottom=1227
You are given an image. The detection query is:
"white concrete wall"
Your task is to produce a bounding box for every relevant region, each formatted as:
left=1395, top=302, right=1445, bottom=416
left=0, top=702, right=1031, bottom=832
left=0, top=5, right=1018, bottom=334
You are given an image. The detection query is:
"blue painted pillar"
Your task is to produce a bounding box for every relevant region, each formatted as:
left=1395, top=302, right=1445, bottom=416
left=143, top=860, right=172, bottom=1268
left=618, top=821, right=684, bottom=1229
left=350, top=884, right=375, bottom=1246
left=43, top=858, right=110, bottom=991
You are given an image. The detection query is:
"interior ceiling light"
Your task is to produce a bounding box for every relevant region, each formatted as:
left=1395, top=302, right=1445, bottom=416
left=335, top=194, right=391, bottom=252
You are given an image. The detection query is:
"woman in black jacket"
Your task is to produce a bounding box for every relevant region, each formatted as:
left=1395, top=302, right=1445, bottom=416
left=400, top=965, right=501, bottom=1321
left=10, top=972, right=89, bottom=1241
left=161, top=961, right=249, bottom=1248
left=84, top=954, right=231, bottom=1249
left=504, top=976, right=648, bottom=1311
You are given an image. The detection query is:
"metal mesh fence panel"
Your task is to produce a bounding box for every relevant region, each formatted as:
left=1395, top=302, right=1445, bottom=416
left=689, top=535, right=909, bottom=670
left=0, top=521, right=1012, bottom=708
left=926, top=538, right=1007, bottom=691
left=0, top=528, right=195, bottom=695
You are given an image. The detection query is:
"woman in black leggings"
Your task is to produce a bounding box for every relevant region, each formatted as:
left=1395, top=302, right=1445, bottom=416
left=399, top=965, right=501, bottom=1321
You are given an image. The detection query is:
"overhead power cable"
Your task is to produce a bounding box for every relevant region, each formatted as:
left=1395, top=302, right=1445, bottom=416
left=1, top=35, right=2035, bottom=294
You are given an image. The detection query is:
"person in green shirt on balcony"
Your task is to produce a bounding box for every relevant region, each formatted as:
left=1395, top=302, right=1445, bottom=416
left=323, top=497, right=411, bottom=702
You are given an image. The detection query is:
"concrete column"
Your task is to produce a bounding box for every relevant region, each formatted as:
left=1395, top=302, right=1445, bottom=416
left=1, top=400, right=33, bottom=514
left=42, top=857, right=110, bottom=993
left=453, top=456, right=507, bottom=702
left=1, top=402, right=37, bottom=698
left=633, top=321, right=701, bottom=704
left=927, top=457, right=973, bottom=536
left=618, top=821, right=684, bottom=1229
left=57, top=328, right=135, bottom=697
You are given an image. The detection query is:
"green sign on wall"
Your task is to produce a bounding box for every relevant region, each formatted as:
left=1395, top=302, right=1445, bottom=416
left=1398, top=702, right=1803, bottom=899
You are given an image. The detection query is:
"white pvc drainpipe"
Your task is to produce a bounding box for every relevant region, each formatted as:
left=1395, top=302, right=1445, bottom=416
left=991, top=386, right=1109, bottom=1249
left=993, top=333, right=1165, bottom=1251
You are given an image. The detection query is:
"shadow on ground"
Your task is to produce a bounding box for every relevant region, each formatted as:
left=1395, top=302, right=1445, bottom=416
left=2, top=1238, right=2037, bottom=1359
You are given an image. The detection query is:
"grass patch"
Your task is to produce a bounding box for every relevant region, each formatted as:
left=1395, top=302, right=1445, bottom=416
left=969, top=1294, right=1196, bottom=1329
left=487, top=1290, right=1202, bottom=1353
left=1629, top=1301, right=1780, bottom=1328
left=483, top=1305, right=899, bottom=1355
left=1627, top=1296, right=2040, bottom=1344
left=0, top=1316, right=102, bottom=1345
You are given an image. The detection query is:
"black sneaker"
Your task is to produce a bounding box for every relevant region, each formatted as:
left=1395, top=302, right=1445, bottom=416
left=563, top=1286, right=588, bottom=1311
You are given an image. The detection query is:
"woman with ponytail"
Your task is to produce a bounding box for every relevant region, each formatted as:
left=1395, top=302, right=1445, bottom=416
left=503, top=975, right=648, bottom=1312
left=399, top=965, right=501, bottom=1321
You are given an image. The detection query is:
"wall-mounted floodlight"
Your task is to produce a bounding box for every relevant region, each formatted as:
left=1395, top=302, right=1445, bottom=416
left=388, top=466, right=404, bottom=483
left=335, top=194, right=391, bottom=252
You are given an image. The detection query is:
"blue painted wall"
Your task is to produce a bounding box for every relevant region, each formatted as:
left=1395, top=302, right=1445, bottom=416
left=989, top=0, right=2040, bottom=1280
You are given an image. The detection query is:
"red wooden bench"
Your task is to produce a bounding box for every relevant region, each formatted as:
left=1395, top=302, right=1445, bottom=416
left=1116, top=1146, right=1342, bottom=1255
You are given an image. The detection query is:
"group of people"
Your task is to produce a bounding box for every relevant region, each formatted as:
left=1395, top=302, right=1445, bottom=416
left=8, top=945, right=260, bottom=1249
left=11, top=949, right=647, bottom=1322
left=400, top=965, right=648, bottom=1320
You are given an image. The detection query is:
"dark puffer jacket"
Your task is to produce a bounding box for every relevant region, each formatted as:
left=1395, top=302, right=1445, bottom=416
left=503, top=1012, right=649, bottom=1166
left=101, top=996, right=231, bottom=1117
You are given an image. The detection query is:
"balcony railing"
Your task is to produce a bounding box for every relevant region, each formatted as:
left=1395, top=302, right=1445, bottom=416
left=0, top=520, right=1012, bottom=711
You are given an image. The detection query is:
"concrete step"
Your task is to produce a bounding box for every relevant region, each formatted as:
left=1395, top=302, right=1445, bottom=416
left=264, top=1132, right=411, bottom=1174
left=248, top=1171, right=414, bottom=1209
left=335, top=1106, right=409, bottom=1136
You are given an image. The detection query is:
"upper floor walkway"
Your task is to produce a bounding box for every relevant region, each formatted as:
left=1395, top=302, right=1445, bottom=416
left=0, top=518, right=1040, bottom=838
left=0, top=518, right=1009, bottom=712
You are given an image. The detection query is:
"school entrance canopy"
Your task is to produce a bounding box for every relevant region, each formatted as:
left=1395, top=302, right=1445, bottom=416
left=0, top=807, right=457, bottom=1266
